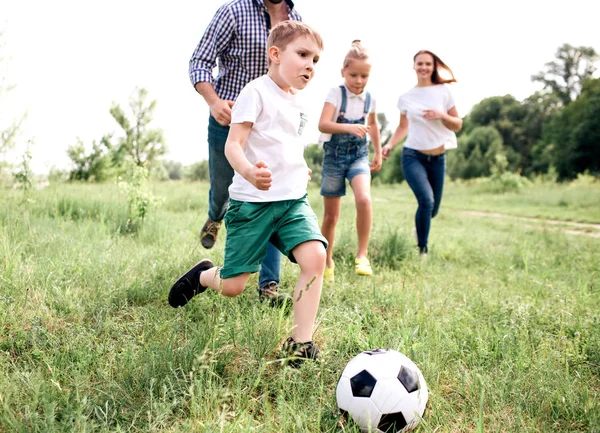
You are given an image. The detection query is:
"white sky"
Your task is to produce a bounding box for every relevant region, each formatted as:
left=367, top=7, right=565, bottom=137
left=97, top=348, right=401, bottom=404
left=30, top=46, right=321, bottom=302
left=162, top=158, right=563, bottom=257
left=2, top=0, right=599, bottom=174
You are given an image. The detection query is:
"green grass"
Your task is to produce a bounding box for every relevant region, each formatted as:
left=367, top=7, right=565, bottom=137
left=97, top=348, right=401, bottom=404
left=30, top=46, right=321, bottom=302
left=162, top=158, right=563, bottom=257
left=1, top=180, right=599, bottom=432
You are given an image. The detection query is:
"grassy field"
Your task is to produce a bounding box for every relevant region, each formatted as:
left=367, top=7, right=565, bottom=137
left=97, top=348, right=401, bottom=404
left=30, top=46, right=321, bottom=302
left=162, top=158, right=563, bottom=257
left=1, top=180, right=599, bottom=432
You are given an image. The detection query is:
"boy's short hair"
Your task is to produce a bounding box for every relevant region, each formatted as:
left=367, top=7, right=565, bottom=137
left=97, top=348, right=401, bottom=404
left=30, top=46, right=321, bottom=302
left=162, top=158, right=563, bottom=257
left=267, top=21, right=324, bottom=56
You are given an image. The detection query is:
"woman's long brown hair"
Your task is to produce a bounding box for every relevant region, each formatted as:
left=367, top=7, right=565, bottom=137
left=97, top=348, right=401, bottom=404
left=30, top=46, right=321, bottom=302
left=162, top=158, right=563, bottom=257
left=414, top=50, right=457, bottom=84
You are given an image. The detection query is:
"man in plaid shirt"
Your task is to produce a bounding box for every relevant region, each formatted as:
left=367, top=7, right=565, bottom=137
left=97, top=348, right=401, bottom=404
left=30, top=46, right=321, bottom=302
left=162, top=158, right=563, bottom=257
left=188, top=0, right=302, bottom=305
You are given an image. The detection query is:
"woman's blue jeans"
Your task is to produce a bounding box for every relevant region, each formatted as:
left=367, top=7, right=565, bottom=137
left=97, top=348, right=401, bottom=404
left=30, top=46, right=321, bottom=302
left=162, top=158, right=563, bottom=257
left=207, top=115, right=281, bottom=287
left=401, top=147, right=446, bottom=253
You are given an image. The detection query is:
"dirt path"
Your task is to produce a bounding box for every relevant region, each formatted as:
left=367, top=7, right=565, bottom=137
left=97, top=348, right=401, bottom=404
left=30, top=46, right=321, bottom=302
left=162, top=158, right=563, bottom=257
left=461, top=210, right=600, bottom=238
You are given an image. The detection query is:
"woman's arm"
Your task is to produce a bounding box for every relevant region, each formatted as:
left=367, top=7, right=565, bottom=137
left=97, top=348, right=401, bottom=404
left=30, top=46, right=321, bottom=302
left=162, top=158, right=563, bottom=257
left=423, top=106, right=462, bottom=132
left=367, top=112, right=382, bottom=171
left=381, top=114, right=408, bottom=160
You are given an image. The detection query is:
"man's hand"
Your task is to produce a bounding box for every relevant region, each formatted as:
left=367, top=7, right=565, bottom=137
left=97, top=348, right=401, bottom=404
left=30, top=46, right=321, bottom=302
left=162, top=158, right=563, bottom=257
left=210, top=99, right=235, bottom=126
left=245, top=160, right=272, bottom=190
left=307, top=167, right=312, bottom=184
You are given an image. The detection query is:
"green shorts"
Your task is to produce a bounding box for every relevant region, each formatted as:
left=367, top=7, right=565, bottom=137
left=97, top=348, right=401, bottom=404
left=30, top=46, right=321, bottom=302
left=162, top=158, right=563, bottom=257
left=220, top=194, right=328, bottom=279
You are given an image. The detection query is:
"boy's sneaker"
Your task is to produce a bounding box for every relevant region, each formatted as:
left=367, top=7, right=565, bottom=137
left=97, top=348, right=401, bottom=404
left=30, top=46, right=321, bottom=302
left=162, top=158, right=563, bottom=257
left=200, top=218, right=221, bottom=249
left=258, top=281, right=291, bottom=307
left=282, top=337, right=320, bottom=368
left=168, top=259, right=214, bottom=308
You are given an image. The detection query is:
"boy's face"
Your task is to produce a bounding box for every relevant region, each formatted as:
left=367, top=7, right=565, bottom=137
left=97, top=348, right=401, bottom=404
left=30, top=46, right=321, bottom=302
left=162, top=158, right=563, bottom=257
left=270, top=35, right=321, bottom=91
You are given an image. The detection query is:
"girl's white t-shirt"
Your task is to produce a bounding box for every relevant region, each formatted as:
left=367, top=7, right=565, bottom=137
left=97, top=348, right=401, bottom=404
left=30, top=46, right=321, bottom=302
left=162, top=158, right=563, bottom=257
left=397, top=84, right=457, bottom=151
left=229, top=75, right=309, bottom=202
left=318, top=85, right=377, bottom=144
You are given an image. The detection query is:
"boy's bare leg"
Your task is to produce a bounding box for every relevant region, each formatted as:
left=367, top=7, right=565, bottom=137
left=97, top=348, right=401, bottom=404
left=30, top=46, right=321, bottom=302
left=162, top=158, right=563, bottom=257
left=200, top=268, right=250, bottom=297
left=289, top=240, right=326, bottom=342
left=321, top=197, right=341, bottom=269
left=350, top=174, right=372, bottom=259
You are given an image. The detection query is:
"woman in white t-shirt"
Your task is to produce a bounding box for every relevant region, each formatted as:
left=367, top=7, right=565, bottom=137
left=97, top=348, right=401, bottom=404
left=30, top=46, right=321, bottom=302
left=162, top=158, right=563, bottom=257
left=382, top=50, right=463, bottom=255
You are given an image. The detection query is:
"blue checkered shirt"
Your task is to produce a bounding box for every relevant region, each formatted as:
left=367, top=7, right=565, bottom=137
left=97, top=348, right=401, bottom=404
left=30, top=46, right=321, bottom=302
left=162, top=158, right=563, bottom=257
left=189, top=0, right=302, bottom=102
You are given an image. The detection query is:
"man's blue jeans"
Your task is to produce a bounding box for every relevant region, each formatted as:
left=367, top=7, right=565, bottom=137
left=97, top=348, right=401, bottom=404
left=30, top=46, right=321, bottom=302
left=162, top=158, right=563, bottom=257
left=401, top=147, right=446, bottom=252
left=207, top=115, right=281, bottom=287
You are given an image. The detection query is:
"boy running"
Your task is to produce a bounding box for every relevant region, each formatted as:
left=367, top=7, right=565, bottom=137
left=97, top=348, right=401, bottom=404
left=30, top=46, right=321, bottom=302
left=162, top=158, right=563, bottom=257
left=169, top=21, right=327, bottom=367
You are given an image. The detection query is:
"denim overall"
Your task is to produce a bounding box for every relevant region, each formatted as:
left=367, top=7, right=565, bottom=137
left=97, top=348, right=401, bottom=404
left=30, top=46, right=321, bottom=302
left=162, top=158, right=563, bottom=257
left=320, top=86, right=372, bottom=197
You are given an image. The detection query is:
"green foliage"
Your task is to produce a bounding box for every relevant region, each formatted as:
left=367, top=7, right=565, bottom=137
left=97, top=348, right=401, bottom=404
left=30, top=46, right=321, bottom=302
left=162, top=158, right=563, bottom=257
left=110, top=87, right=167, bottom=167
left=66, top=88, right=166, bottom=182
left=470, top=154, right=532, bottom=193
left=463, top=95, right=531, bottom=172
left=568, top=171, right=599, bottom=187
left=162, top=160, right=184, bottom=180
left=535, top=78, right=600, bottom=180
left=13, top=141, right=33, bottom=192
left=66, top=135, right=115, bottom=182
left=117, top=163, right=161, bottom=232
left=183, top=160, right=209, bottom=181
left=531, top=43, right=599, bottom=106
left=448, top=126, right=505, bottom=179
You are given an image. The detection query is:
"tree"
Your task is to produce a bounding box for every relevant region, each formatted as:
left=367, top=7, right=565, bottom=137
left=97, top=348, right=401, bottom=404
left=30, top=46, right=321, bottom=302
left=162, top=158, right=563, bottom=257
left=109, top=87, right=167, bottom=167
left=184, top=160, right=209, bottom=181
left=532, top=43, right=599, bottom=106
left=162, top=160, right=184, bottom=180
left=535, top=78, right=600, bottom=179
left=464, top=95, right=527, bottom=171
left=518, top=91, right=561, bottom=174
left=67, top=135, right=115, bottom=182
left=449, top=126, right=505, bottom=179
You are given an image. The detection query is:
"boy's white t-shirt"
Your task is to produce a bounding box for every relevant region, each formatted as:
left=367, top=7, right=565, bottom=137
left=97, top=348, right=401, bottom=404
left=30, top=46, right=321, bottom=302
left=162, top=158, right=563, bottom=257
left=228, top=75, right=309, bottom=202
left=318, top=85, right=377, bottom=144
left=397, top=84, right=457, bottom=151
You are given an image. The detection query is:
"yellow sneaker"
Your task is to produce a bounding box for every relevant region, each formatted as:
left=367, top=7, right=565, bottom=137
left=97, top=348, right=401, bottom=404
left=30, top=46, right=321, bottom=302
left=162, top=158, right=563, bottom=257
left=355, top=257, right=372, bottom=276
left=324, top=263, right=335, bottom=283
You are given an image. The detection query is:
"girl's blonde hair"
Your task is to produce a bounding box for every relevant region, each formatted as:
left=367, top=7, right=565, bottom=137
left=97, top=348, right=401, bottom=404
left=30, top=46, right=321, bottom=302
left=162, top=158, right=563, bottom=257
left=267, top=21, right=324, bottom=65
left=413, top=50, right=457, bottom=84
left=343, top=40, right=369, bottom=68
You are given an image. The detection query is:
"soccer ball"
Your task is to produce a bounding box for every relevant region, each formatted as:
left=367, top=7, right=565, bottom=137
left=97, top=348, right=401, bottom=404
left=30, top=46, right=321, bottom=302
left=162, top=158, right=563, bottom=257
left=336, top=349, right=428, bottom=432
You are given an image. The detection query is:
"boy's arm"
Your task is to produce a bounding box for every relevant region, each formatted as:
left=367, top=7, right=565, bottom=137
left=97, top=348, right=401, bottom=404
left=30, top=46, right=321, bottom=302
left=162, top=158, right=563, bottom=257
left=224, top=122, right=272, bottom=191
left=318, top=102, right=369, bottom=139
left=367, top=112, right=382, bottom=172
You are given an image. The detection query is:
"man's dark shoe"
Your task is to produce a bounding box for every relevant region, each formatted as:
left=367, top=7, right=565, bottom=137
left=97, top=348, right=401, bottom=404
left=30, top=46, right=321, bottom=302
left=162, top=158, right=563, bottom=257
left=282, top=337, right=320, bottom=368
left=200, top=218, right=221, bottom=249
left=258, top=281, right=292, bottom=308
left=168, top=259, right=214, bottom=307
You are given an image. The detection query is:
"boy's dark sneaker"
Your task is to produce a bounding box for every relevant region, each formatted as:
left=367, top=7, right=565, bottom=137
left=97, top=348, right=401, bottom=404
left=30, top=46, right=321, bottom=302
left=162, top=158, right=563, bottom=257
left=258, top=281, right=292, bottom=307
left=282, top=337, right=320, bottom=368
left=168, top=259, right=214, bottom=308
left=200, top=218, right=221, bottom=249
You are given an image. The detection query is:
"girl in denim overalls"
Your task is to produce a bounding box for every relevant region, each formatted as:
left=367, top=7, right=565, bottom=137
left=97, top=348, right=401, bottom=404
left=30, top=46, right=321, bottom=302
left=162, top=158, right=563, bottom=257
left=317, top=41, right=382, bottom=281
